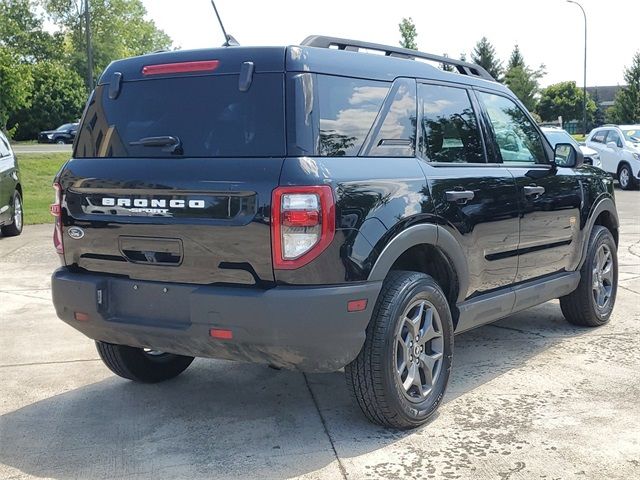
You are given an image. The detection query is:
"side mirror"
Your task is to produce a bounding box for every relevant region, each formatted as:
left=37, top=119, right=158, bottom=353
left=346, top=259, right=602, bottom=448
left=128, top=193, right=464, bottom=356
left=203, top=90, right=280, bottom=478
left=554, top=143, right=584, bottom=168
left=606, top=141, right=617, bottom=149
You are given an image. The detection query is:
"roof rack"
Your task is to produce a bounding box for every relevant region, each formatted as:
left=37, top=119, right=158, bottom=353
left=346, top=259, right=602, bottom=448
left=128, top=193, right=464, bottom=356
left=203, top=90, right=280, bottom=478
left=300, top=35, right=495, bottom=82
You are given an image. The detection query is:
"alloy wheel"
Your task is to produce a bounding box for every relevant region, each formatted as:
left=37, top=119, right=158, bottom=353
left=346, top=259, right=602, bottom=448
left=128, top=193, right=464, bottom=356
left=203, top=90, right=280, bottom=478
left=592, top=243, right=614, bottom=309
left=394, top=298, right=444, bottom=402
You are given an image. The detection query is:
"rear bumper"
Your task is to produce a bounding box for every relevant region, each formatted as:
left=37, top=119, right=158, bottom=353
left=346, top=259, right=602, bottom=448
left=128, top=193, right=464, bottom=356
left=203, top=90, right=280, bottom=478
left=51, top=268, right=381, bottom=372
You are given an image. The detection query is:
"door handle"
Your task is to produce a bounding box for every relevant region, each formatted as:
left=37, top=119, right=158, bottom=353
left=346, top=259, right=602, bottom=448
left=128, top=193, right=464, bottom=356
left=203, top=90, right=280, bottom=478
left=445, top=190, right=475, bottom=203
left=524, top=185, right=545, bottom=196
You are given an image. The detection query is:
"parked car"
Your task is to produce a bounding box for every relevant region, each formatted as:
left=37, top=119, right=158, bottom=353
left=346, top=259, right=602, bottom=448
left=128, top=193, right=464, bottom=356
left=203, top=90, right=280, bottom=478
left=541, top=126, right=600, bottom=167
left=50, top=36, right=620, bottom=429
left=0, top=131, right=23, bottom=236
left=37, top=123, right=79, bottom=144
left=585, top=125, right=640, bottom=189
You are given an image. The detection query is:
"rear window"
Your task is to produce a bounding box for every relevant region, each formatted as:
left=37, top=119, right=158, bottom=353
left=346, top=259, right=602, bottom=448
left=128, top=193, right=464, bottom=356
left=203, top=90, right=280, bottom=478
left=75, top=73, right=285, bottom=158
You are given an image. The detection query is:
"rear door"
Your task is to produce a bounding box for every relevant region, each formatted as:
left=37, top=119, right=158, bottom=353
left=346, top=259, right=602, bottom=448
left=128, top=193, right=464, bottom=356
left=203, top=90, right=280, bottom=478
left=59, top=50, right=286, bottom=286
left=587, top=129, right=611, bottom=172
left=418, top=83, right=520, bottom=298
left=476, top=90, right=583, bottom=282
left=600, top=129, right=624, bottom=173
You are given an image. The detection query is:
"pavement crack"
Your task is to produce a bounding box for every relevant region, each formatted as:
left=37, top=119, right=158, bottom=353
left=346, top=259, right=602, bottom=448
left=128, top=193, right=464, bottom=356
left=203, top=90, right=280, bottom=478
left=0, top=358, right=101, bottom=368
left=302, top=373, right=348, bottom=480
left=488, top=324, right=548, bottom=338
left=619, top=284, right=640, bottom=296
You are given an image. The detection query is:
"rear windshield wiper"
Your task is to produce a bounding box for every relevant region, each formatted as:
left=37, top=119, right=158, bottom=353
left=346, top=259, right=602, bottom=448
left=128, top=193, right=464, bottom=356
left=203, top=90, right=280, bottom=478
left=129, top=136, right=183, bottom=155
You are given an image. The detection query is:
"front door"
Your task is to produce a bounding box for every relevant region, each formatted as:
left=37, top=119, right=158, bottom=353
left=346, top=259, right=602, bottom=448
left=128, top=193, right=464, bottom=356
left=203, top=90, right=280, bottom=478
left=418, top=83, right=520, bottom=298
left=475, top=90, right=583, bottom=282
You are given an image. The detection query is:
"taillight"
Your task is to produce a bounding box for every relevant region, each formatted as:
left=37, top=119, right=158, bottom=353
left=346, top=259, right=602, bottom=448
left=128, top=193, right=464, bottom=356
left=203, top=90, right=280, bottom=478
left=51, top=182, right=63, bottom=255
left=271, top=186, right=335, bottom=269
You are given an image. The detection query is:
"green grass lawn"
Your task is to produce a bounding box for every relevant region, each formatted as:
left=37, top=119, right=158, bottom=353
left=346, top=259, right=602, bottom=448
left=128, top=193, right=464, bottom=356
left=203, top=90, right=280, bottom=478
left=18, top=152, right=70, bottom=225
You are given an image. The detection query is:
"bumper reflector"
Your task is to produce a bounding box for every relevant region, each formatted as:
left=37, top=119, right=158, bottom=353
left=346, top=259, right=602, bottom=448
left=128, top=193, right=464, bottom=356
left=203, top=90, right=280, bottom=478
left=210, top=328, right=233, bottom=340
left=74, top=312, right=90, bottom=321
left=347, top=299, right=368, bottom=312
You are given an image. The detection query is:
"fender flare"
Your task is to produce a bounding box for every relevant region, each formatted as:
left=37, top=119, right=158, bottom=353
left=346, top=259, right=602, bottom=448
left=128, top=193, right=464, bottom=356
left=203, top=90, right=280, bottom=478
left=577, top=197, right=619, bottom=269
left=367, top=224, right=469, bottom=303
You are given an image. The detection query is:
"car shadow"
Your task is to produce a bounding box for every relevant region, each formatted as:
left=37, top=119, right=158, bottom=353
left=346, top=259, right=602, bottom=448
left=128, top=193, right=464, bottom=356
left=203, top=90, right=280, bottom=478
left=0, top=301, right=591, bottom=480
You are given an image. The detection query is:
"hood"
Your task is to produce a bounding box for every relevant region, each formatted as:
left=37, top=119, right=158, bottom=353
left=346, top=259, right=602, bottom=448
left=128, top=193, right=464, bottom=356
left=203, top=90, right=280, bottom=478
left=39, top=130, right=58, bottom=135
left=579, top=145, right=598, bottom=156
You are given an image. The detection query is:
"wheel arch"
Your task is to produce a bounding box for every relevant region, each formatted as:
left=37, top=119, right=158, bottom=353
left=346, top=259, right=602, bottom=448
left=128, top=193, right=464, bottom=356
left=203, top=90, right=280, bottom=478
left=367, top=224, right=469, bottom=321
left=578, top=197, right=619, bottom=269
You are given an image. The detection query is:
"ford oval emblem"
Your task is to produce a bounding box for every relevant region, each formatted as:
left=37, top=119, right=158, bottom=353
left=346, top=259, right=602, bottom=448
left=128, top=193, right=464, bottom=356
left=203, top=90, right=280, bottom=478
left=68, top=227, right=85, bottom=239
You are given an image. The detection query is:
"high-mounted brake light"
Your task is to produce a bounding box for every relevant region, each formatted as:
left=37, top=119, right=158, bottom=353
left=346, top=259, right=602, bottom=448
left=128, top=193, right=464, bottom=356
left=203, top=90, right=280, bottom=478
left=141, top=60, right=220, bottom=76
left=51, top=182, right=64, bottom=255
left=271, top=186, right=335, bottom=270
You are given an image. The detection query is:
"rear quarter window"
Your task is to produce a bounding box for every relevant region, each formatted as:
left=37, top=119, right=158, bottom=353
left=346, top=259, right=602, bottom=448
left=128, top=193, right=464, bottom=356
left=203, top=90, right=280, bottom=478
left=75, top=73, right=285, bottom=158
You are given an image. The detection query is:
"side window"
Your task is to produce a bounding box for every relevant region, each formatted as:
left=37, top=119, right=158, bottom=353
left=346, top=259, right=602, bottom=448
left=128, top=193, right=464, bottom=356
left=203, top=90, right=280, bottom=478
left=362, top=78, right=417, bottom=157
left=317, top=75, right=389, bottom=156
left=591, top=130, right=607, bottom=143
left=418, top=84, right=485, bottom=163
left=606, top=130, right=623, bottom=148
left=478, top=92, right=546, bottom=164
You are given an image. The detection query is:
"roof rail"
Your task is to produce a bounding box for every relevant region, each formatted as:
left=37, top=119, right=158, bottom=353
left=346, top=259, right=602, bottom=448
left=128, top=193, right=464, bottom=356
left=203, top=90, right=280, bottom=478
left=300, top=35, right=495, bottom=82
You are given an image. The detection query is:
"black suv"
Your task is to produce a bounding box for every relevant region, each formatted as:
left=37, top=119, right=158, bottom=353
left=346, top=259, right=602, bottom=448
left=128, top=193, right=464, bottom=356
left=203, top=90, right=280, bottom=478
left=51, top=37, right=619, bottom=428
left=38, top=123, right=78, bottom=144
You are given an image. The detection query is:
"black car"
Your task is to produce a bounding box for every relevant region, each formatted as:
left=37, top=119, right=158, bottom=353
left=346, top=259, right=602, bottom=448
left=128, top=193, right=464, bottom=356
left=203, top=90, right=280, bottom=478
left=50, top=37, right=619, bottom=429
left=0, top=131, right=23, bottom=236
left=37, top=123, right=78, bottom=144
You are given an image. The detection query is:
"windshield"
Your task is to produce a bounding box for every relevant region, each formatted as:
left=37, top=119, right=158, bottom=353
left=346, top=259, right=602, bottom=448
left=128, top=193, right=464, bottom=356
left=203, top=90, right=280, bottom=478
left=74, top=73, right=285, bottom=158
left=56, top=123, right=74, bottom=131
left=621, top=129, right=640, bottom=143
left=544, top=130, right=580, bottom=149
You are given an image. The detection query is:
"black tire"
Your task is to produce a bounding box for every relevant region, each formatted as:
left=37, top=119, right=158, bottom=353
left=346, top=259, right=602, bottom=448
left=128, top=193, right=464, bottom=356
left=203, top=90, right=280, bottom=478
left=345, top=271, right=454, bottom=429
left=55, top=138, right=66, bottom=145
left=560, top=226, right=618, bottom=327
left=617, top=163, right=636, bottom=190
left=95, top=341, right=194, bottom=383
left=1, top=191, right=23, bottom=237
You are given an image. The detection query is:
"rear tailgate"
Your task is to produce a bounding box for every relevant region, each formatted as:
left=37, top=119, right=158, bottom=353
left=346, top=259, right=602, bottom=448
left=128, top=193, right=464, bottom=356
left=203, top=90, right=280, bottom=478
left=57, top=47, right=286, bottom=286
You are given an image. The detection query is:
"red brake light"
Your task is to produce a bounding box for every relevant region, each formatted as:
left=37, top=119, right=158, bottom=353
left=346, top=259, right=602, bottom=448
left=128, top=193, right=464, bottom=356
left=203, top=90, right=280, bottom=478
left=51, top=182, right=63, bottom=255
left=271, top=186, right=335, bottom=270
left=141, top=60, right=220, bottom=76
left=282, top=210, right=319, bottom=227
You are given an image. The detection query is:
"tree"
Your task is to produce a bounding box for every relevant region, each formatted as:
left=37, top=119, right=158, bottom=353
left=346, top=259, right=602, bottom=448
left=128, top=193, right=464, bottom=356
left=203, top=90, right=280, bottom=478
left=441, top=53, right=454, bottom=72
left=399, top=17, right=418, bottom=50
left=507, top=44, right=525, bottom=70
left=43, top=0, right=172, bottom=87
left=0, top=0, right=64, bottom=63
left=10, top=61, right=86, bottom=140
left=0, top=47, right=33, bottom=133
left=503, top=45, right=545, bottom=111
left=471, top=37, right=503, bottom=80
left=591, top=88, right=605, bottom=128
left=607, top=51, right=640, bottom=124
left=536, top=81, right=596, bottom=124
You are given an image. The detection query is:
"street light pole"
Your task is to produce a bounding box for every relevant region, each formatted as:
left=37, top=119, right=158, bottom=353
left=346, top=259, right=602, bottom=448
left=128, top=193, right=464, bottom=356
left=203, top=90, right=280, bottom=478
left=567, top=0, right=587, bottom=134
left=84, top=0, right=94, bottom=91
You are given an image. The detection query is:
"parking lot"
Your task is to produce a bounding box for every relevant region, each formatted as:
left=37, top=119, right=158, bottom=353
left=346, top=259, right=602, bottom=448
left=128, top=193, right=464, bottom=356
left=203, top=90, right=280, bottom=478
left=1, top=189, right=638, bottom=480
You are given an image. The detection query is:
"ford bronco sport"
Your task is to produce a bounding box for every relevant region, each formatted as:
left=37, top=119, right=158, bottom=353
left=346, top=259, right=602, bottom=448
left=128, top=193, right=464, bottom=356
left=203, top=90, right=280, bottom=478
left=51, top=36, right=619, bottom=429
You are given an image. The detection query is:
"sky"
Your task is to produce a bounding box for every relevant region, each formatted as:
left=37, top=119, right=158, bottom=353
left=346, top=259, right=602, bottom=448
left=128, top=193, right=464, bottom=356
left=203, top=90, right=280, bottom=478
left=141, top=0, right=639, bottom=88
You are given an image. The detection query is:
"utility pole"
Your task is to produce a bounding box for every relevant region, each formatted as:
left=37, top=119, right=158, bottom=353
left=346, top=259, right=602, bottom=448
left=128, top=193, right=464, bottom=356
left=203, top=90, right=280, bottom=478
left=84, top=0, right=94, bottom=91
left=567, top=0, right=587, bottom=134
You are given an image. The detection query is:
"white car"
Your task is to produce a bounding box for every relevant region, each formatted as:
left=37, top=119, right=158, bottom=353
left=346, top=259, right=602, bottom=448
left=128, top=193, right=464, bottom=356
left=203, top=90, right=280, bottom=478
left=585, top=125, right=640, bottom=190
left=541, top=127, right=601, bottom=168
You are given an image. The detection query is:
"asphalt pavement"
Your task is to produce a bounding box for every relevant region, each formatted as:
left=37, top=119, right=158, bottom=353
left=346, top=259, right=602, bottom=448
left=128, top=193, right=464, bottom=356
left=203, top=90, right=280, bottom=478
left=1, top=189, right=639, bottom=480
left=11, top=144, right=72, bottom=154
